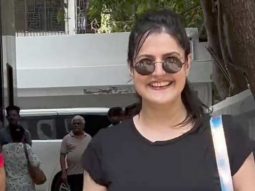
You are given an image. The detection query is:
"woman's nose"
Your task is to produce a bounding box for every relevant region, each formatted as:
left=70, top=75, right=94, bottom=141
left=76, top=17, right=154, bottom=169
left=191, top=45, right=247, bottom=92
left=152, top=62, right=166, bottom=76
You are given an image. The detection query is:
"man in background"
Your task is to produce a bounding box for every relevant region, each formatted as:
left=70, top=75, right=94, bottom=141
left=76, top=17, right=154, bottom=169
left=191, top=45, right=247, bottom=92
left=123, top=103, right=139, bottom=120
left=107, top=107, right=123, bottom=127
left=60, top=115, right=92, bottom=191
left=0, top=105, right=31, bottom=150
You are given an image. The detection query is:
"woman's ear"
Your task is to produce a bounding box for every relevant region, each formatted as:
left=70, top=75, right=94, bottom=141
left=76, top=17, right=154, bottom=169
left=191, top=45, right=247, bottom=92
left=184, top=53, right=192, bottom=77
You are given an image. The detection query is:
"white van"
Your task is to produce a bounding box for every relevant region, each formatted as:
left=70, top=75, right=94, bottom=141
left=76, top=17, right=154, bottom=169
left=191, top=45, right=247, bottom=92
left=19, top=108, right=110, bottom=191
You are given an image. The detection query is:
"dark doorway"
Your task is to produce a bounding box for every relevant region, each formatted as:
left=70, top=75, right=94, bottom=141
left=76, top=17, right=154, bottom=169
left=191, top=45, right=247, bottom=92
left=7, top=64, right=14, bottom=106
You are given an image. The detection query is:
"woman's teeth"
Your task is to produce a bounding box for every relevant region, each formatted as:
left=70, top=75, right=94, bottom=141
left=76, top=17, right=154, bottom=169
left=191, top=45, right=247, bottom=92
left=150, top=81, right=172, bottom=88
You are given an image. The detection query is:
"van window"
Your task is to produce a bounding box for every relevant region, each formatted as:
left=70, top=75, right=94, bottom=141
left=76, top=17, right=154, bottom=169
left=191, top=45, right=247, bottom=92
left=20, top=116, right=58, bottom=140
left=20, top=113, right=111, bottom=140
left=60, top=114, right=110, bottom=137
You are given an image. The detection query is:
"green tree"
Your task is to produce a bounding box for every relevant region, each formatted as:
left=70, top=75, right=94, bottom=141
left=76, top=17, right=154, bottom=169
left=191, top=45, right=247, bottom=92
left=87, top=0, right=203, bottom=32
left=200, top=0, right=255, bottom=98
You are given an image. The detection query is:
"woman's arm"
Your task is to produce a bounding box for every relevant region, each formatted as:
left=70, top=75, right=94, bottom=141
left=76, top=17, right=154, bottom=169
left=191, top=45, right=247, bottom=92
left=0, top=168, right=5, bottom=191
left=0, top=154, right=5, bottom=191
left=83, top=172, right=107, bottom=191
left=233, top=153, right=255, bottom=191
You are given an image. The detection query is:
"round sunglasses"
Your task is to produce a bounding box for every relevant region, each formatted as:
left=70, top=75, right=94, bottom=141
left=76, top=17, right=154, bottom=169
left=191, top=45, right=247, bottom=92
left=134, top=56, right=185, bottom=75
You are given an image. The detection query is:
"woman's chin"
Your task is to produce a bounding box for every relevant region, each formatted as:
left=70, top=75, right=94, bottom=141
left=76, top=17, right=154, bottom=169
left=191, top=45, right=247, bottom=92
left=145, top=95, right=180, bottom=106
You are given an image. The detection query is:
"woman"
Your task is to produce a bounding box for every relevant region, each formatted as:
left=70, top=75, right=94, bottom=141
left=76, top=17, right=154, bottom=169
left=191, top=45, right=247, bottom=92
left=82, top=9, right=255, bottom=191
left=2, top=125, right=40, bottom=191
left=0, top=153, right=5, bottom=191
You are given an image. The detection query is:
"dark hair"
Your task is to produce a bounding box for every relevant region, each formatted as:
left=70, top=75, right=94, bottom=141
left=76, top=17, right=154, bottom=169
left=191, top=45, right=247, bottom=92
left=6, top=105, right=20, bottom=116
left=127, top=9, right=207, bottom=128
left=128, top=9, right=190, bottom=65
left=124, top=103, right=140, bottom=117
left=107, top=107, right=123, bottom=117
left=10, top=125, right=25, bottom=142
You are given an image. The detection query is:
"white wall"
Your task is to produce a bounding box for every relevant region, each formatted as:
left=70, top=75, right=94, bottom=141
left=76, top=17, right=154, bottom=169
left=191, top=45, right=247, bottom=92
left=16, top=33, right=131, bottom=88
left=16, top=33, right=129, bottom=69
left=15, top=31, right=213, bottom=108
left=16, top=32, right=212, bottom=89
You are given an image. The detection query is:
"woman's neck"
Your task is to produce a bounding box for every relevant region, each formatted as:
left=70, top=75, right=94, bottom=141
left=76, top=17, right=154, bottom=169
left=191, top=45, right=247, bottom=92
left=138, top=98, right=188, bottom=130
left=133, top=98, right=193, bottom=142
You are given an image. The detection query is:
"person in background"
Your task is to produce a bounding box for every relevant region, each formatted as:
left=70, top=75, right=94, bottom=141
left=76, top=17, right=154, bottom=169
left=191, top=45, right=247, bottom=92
left=2, top=125, right=40, bottom=191
left=123, top=103, right=140, bottom=120
left=82, top=9, right=255, bottom=191
left=0, top=105, right=31, bottom=150
left=0, top=153, right=5, bottom=191
left=60, top=115, right=92, bottom=191
left=107, top=107, right=123, bottom=127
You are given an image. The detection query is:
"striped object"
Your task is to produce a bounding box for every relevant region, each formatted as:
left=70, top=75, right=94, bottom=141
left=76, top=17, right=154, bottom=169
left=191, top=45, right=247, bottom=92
left=210, top=115, right=234, bottom=191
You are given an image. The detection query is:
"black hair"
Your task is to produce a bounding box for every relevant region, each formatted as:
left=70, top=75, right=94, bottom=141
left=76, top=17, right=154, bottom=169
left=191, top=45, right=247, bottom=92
left=107, top=107, right=123, bottom=117
left=6, top=105, right=20, bottom=116
left=128, top=9, right=190, bottom=65
left=10, top=124, right=25, bottom=142
left=124, top=103, right=140, bottom=117
left=127, top=9, right=208, bottom=128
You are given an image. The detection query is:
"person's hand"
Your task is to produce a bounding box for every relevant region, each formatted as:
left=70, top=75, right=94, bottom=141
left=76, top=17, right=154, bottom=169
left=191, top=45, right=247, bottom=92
left=61, top=171, right=68, bottom=185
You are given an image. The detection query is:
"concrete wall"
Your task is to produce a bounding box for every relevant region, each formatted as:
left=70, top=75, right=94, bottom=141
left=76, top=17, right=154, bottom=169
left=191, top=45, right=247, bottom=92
left=15, top=30, right=213, bottom=108
left=16, top=33, right=130, bottom=88
left=16, top=82, right=211, bottom=109
left=16, top=32, right=212, bottom=89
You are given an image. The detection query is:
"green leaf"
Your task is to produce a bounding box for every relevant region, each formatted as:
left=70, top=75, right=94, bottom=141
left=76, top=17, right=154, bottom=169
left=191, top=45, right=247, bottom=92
left=87, top=0, right=203, bottom=33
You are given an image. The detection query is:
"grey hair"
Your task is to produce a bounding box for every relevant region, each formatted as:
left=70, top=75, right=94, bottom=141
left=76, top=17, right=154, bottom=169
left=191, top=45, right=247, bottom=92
left=71, top=115, right=86, bottom=125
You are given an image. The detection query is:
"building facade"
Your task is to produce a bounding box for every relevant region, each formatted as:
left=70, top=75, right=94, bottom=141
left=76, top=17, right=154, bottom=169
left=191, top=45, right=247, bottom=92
left=0, top=0, right=18, bottom=125
left=15, top=0, right=88, bottom=35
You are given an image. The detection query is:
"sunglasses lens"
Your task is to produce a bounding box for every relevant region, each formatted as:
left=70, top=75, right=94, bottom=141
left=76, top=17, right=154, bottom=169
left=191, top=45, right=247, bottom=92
left=135, top=60, right=155, bottom=75
left=163, top=57, right=183, bottom=73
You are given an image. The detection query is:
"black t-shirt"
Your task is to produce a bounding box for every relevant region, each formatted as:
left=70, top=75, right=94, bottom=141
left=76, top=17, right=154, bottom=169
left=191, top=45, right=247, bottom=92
left=82, top=115, right=252, bottom=191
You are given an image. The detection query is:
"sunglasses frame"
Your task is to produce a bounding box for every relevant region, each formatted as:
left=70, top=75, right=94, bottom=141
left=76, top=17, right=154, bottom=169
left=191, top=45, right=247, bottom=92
left=134, top=57, right=186, bottom=75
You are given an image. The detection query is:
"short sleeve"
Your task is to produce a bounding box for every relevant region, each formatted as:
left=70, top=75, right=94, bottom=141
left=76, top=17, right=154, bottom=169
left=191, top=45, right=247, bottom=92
left=223, top=115, right=253, bottom=175
left=0, top=154, right=4, bottom=168
left=26, top=144, right=40, bottom=167
left=81, top=131, right=108, bottom=186
left=25, top=130, right=32, bottom=146
left=60, top=136, right=68, bottom=155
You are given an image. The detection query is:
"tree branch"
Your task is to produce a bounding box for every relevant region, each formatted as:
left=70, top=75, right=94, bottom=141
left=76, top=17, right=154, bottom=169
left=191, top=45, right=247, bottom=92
left=200, top=0, right=229, bottom=99
left=216, top=0, right=234, bottom=95
left=207, top=47, right=231, bottom=83
left=181, top=4, right=201, bottom=16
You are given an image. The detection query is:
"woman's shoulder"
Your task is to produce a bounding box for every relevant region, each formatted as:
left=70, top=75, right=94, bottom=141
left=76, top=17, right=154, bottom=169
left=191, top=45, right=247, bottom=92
left=90, top=119, right=133, bottom=145
left=3, top=142, right=21, bottom=149
left=3, top=142, right=31, bottom=151
left=208, top=114, right=252, bottom=175
left=198, top=114, right=247, bottom=133
left=198, top=114, right=251, bottom=151
left=201, top=114, right=250, bottom=143
left=216, top=115, right=250, bottom=140
left=221, top=115, right=251, bottom=149
left=97, top=119, right=133, bottom=137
